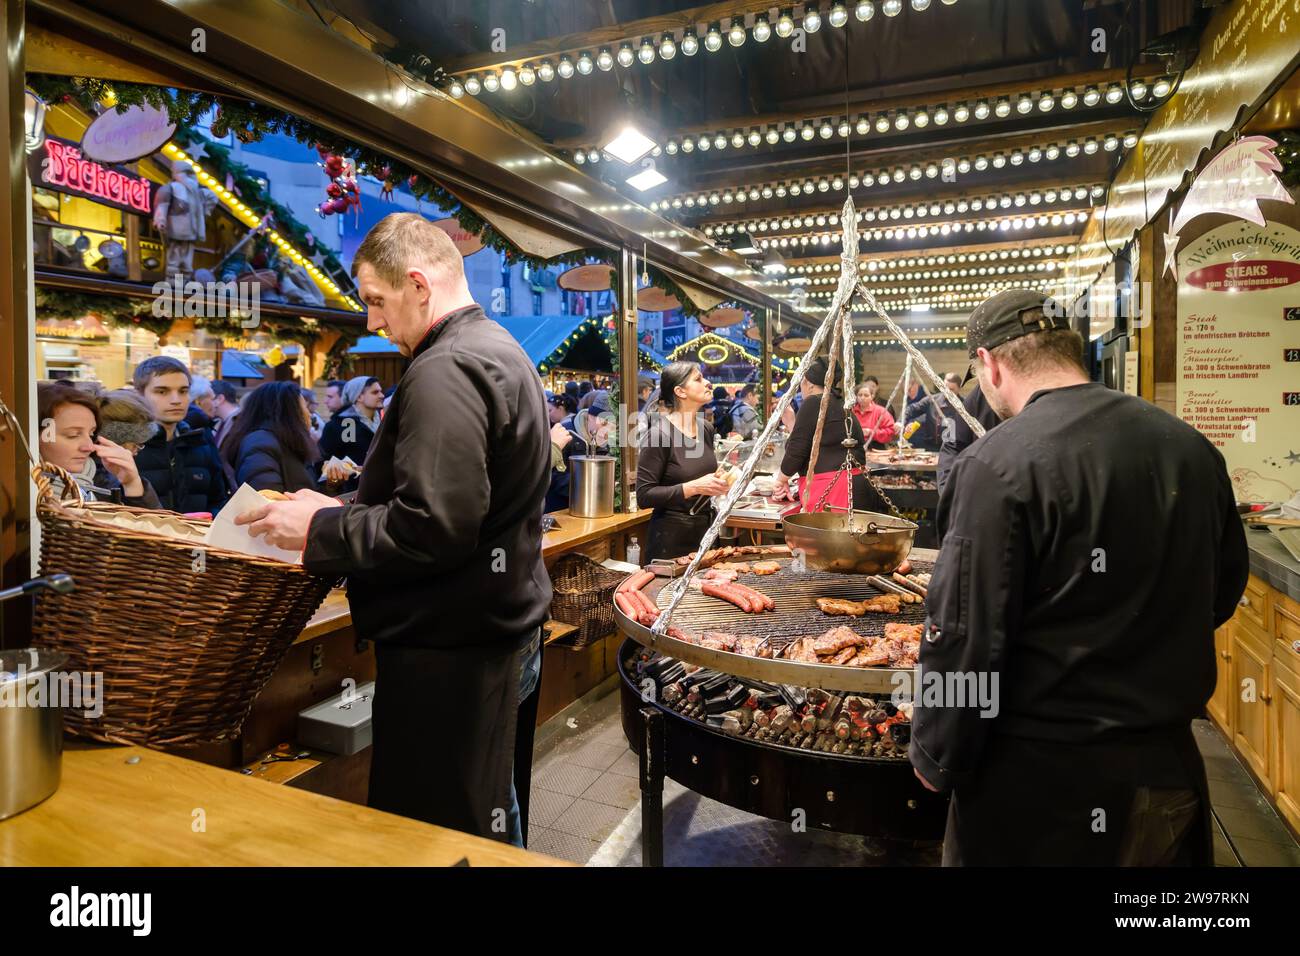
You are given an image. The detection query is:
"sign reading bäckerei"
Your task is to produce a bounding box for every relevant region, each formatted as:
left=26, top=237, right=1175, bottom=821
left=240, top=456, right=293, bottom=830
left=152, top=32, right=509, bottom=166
left=29, top=135, right=158, bottom=215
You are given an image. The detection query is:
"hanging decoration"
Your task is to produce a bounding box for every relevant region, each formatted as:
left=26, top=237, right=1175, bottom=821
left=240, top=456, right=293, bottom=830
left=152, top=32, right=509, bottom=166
left=314, top=143, right=362, bottom=222
left=34, top=286, right=174, bottom=339
left=667, top=331, right=791, bottom=372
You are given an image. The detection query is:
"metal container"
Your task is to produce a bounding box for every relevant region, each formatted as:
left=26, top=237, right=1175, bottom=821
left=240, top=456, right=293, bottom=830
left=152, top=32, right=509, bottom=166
left=783, top=510, right=917, bottom=575
left=0, top=648, right=68, bottom=821
left=569, top=455, right=616, bottom=518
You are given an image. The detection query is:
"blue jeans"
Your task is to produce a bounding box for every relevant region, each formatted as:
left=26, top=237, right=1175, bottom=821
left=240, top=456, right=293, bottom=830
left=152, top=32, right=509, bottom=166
left=506, top=630, right=543, bottom=847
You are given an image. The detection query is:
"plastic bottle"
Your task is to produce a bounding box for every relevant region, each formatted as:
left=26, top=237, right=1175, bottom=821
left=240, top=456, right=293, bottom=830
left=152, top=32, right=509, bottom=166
left=626, top=536, right=641, bottom=567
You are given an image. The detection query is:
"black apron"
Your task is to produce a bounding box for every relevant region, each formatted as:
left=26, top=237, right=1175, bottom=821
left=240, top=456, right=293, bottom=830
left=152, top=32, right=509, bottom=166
left=942, top=724, right=1211, bottom=866
left=368, top=633, right=526, bottom=842
left=645, top=509, right=715, bottom=563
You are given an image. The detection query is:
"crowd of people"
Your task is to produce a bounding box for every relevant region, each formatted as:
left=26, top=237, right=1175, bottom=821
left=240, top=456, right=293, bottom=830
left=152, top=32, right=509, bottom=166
left=37, top=360, right=398, bottom=515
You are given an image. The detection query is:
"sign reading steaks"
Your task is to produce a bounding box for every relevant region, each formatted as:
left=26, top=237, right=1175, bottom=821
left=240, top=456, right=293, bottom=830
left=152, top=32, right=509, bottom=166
left=1184, top=259, right=1300, bottom=292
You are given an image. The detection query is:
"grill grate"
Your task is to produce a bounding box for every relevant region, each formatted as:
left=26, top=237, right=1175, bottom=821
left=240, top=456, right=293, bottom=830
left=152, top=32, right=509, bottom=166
left=656, top=559, right=931, bottom=655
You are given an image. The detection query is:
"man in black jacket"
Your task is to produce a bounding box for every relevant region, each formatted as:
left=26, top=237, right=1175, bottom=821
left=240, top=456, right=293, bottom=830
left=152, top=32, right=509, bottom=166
left=935, top=382, right=1002, bottom=496
left=238, top=212, right=552, bottom=842
left=133, top=356, right=229, bottom=514
left=910, top=289, right=1249, bottom=866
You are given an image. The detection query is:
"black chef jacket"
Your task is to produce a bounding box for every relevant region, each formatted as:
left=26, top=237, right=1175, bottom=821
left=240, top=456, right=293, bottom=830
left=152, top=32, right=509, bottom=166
left=304, top=305, right=553, bottom=650
left=911, top=382, right=1249, bottom=792
left=936, top=385, right=1003, bottom=496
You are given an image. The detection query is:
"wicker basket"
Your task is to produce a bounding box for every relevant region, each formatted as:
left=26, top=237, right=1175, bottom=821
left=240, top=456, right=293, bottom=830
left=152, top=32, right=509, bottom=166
left=29, top=465, right=334, bottom=746
left=548, top=553, right=624, bottom=648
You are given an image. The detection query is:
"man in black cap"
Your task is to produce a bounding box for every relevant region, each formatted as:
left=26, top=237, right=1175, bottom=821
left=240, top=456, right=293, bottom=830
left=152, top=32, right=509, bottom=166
left=910, top=288, right=1249, bottom=866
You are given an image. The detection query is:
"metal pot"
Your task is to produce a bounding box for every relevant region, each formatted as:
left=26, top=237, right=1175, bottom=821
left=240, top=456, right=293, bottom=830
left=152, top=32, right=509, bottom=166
left=0, top=648, right=68, bottom=820
left=783, top=510, right=917, bottom=575
left=569, top=455, right=616, bottom=518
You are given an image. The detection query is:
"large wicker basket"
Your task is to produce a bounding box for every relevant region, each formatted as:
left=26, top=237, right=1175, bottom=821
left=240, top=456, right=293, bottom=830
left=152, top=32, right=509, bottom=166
left=30, top=466, right=334, bottom=746
left=548, top=553, right=624, bottom=648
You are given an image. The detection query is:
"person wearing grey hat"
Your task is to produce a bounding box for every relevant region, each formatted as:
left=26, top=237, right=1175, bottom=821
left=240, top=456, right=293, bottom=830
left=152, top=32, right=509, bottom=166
left=910, top=288, right=1249, bottom=867
left=96, top=388, right=160, bottom=453
left=318, top=375, right=382, bottom=489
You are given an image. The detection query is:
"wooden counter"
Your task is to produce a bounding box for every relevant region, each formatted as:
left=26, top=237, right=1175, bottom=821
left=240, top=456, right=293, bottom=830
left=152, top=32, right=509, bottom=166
left=0, top=745, right=567, bottom=867
left=542, top=508, right=653, bottom=560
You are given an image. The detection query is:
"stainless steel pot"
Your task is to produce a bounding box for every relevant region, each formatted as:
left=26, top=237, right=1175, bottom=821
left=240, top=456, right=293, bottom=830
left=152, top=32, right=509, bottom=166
left=0, top=648, right=68, bottom=821
left=569, top=455, right=616, bottom=518
left=783, top=510, right=917, bottom=575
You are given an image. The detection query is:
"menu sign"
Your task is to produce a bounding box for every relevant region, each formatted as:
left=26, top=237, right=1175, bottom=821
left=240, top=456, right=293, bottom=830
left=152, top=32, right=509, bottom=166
left=29, top=135, right=157, bottom=214
left=1177, top=220, right=1300, bottom=504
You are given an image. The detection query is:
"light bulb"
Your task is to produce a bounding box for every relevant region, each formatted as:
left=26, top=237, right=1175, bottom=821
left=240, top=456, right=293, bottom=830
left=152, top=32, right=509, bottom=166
left=1084, top=138, right=1099, bottom=154
left=637, top=39, right=655, bottom=64
left=482, top=72, right=500, bottom=92
left=576, top=52, right=594, bottom=74
left=974, top=100, right=990, bottom=119
left=838, top=120, right=850, bottom=137
left=1060, top=88, right=1078, bottom=109
left=1104, top=135, right=1118, bottom=151
left=954, top=102, right=970, bottom=122
left=766, top=127, right=780, bottom=143
left=681, top=138, right=694, bottom=152
left=804, top=5, right=822, bottom=31
left=1083, top=85, right=1100, bottom=106
left=782, top=126, right=797, bottom=142
left=617, top=44, right=635, bottom=67
left=1038, top=91, right=1054, bottom=111
left=500, top=67, right=518, bottom=90
left=464, top=75, right=482, bottom=94
left=753, top=15, right=772, bottom=41
left=800, top=124, right=815, bottom=140
left=894, top=112, right=910, bottom=130
left=681, top=29, right=699, bottom=56
left=728, top=18, right=746, bottom=45
left=731, top=131, right=744, bottom=148
left=1066, top=140, right=1080, bottom=157
left=705, top=23, right=724, bottom=50
left=875, top=114, right=890, bottom=132
left=587, top=149, right=600, bottom=163
left=856, top=0, right=875, bottom=20
left=829, top=2, right=849, bottom=27
left=659, top=34, right=676, bottom=59
left=574, top=152, right=585, bottom=165
left=883, top=0, right=902, bottom=15
left=557, top=56, right=575, bottom=78
left=776, top=11, right=795, bottom=36
left=665, top=140, right=678, bottom=154
left=912, top=0, right=931, bottom=9
left=519, top=65, right=536, bottom=85
left=914, top=109, right=929, bottom=128
left=1130, top=80, right=1148, bottom=99
left=819, top=122, right=833, bottom=138
left=1153, top=77, right=1171, bottom=98
left=1105, top=84, right=1123, bottom=104
left=1045, top=144, right=1060, bottom=160
left=1123, top=132, right=1138, bottom=148
left=714, top=133, right=727, bottom=149
left=934, top=105, right=949, bottom=125
left=994, top=97, right=1011, bottom=117
left=449, top=79, right=465, bottom=98
left=748, top=128, right=762, bottom=146
left=698, top=135, right=711, bottom=151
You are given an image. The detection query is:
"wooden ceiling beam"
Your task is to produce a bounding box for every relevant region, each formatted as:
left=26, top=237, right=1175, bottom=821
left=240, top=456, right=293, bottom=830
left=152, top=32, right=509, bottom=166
left=441, top=0, right=783, bottom=76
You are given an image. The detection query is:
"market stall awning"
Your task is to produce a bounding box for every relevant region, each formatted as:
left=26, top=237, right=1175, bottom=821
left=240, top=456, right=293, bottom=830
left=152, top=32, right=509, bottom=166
left=221, top=350, right=267, bottom=380
left=495, top=314, right=609, bottom=369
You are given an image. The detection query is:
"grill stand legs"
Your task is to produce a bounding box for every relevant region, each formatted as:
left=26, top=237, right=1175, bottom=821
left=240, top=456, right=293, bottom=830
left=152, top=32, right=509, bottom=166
left=639, top=705, right=665, bottom=867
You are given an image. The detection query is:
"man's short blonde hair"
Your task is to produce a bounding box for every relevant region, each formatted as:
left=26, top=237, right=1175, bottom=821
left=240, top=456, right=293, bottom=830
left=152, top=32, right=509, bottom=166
left=351, top=212, right=465, bottom=289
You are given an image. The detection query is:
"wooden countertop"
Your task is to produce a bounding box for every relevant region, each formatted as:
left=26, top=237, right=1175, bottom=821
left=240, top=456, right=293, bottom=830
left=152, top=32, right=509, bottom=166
left=0, top=746, right=568, bottom=867
left=299, top=511, right=655, bottom=640
left=542, top=508, right=652, bottom=558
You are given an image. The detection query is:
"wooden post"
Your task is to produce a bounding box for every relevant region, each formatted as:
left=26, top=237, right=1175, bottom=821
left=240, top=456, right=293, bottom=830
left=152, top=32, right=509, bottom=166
left=617, top=247, right=638, bottom=512
left=0, top=0, right=31, bottom=646
left=760, top=307, right=772, bottom=425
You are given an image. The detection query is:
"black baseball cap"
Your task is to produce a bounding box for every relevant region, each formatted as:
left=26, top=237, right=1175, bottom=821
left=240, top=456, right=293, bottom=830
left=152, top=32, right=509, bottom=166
left=961, top=289, right=1069, bottom=384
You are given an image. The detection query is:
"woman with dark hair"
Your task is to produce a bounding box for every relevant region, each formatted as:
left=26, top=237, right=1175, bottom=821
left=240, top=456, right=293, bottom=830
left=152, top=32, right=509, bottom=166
left=774, top=357, right=888, bottom=514
left=636, top=361, right=730, bottom=561
left=223, top=381, right=321, bottom=493
left=36, top=381, right=159, bottom=507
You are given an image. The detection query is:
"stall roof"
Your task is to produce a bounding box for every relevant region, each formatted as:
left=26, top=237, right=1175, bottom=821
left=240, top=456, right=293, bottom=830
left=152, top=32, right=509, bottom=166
left=495, top=314, right=604, bottom=368
left=350, top=335, right=400, bottom=354
left=221, top=351, right=267, bottom=380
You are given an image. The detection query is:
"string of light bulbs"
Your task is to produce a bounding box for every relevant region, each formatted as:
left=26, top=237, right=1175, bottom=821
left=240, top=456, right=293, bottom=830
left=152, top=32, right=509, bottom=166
left=566, top=81, right=1164, bottom=166
left=716, top=184, right=1105, bottom=236
left=755, top=209, right=1091, bottom=248
left=646, top=131, right=1137, bottom=209
left=449, top=1, right=965, bottom=98
left=785, top=242, right=1078, bottom=275
left=159, top=143, right=362, bottom=312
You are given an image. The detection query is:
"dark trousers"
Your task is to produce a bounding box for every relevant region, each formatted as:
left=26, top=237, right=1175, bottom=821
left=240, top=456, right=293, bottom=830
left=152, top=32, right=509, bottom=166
left=942, top=725, right=1212, bottom=866
left=369, top=635, right=525, bottom=842
left=645, top=509, right=714, bottom=563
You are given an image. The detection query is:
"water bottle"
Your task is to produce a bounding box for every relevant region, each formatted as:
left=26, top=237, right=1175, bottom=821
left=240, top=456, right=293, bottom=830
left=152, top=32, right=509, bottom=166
left=626, top=536, right=641, bottom=567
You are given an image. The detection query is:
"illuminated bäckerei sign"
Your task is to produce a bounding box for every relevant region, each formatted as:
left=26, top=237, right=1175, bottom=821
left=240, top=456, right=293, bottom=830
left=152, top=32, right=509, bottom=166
left=29, top=136, right=157, bottom=214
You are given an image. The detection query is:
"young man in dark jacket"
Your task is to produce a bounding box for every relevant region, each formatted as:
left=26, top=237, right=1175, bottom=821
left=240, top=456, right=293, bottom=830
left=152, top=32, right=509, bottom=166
left=133, top=356, right=229, bottom=514
left=238, top=213, right=552, bottom=845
